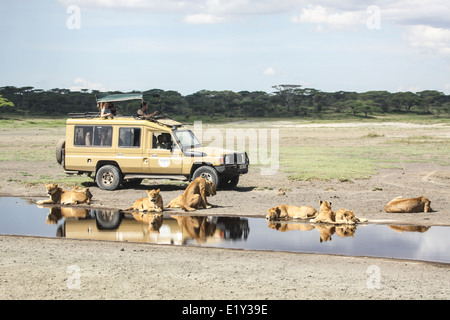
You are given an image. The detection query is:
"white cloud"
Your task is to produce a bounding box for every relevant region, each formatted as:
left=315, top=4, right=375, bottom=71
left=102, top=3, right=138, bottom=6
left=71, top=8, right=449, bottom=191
left=58, top=0, right=193, bottom=12
left=57, top=0, right=450, bottom=29
left=57, top=0, right=450, bottom=55
left=395, top=85, right=422, bottom=93
left=183, top=13, right=224, bottom=24
left=263, top=67, right=276, bottom=76
left=70, top=78, right=107, bottom=92
left=404, top=25, right=450, bottom=55
left=292, top=5, right=367, bottom=31
left=444, top=83, right=450, bottom=94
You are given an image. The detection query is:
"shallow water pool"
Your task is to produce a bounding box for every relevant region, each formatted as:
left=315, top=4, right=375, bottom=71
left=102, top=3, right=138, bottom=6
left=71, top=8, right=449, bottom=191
left=0, top=197, right=449, bottom=263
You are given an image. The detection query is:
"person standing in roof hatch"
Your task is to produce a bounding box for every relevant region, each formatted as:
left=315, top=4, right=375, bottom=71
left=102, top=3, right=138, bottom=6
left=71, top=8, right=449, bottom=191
left=100, top=102, right=114, bottom=118
left=137, top=101, right=158, bottom=119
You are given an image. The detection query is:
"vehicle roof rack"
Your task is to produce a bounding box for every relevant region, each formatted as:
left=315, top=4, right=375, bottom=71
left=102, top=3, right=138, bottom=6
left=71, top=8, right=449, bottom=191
left=68, top=112, right=100, bottom=118
left=95, top=92, right=160, bottom=103
left=142, top=114, right=182, bottom=128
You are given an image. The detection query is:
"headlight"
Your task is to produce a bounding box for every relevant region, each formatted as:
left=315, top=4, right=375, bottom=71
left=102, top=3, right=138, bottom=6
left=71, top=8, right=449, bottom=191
left=224, top=154, right=233, bottom=165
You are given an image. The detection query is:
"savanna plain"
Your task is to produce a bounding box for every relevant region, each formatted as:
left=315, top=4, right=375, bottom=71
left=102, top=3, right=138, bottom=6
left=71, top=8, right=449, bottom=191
left=0, top=116, right=449, bottom=300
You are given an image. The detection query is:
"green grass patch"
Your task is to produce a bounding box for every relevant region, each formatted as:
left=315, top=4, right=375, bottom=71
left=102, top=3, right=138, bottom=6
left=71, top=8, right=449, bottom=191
left=0, top=148, right=54, bottom=162
left=24, top=174, right=94, bottom=187
left=280, top=146, right=379, bottom=181
left=0, top=117, right=66, bottom=128
left=279, top=139, right=450, bottom=181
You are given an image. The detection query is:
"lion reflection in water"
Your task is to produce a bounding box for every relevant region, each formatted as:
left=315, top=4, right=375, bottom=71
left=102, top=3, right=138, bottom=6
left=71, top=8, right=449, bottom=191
left=132, top=212, right=164, bottom=233
left=388, top=225, right=430, bottom=233
left=38, top=206, right=89, bottom=224
left=267, top=221, right=358, bottom=243
left=171, top=215, right=217, bottom=243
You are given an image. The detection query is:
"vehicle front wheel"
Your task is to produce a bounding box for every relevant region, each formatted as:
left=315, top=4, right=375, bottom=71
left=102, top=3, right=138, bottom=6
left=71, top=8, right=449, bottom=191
left=95, top=165, right=122, bottom=190
left=192, top=166, right=220, bottom=188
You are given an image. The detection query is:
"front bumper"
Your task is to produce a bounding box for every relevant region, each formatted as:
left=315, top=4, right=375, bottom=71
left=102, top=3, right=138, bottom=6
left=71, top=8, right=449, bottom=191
left=216, top=152, right=249, bottom=175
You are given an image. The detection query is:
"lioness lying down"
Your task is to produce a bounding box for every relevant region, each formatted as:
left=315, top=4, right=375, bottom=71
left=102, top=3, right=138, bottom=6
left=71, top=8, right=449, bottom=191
left=310, top=201, right=367, bottom=224
left=126, top=189, right=163, bottom=212
left=266, top=205, right=317, bottom=221
left=166, top=177, right=216, bottom=211
left=335, top=209, right=367, bottom=224
left=384, top=196, right=432, bottom=213
left=36, top=183, right=91, bottom=205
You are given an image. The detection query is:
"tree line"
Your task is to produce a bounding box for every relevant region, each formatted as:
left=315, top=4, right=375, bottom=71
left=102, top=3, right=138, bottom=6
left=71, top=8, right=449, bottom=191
left=1, top=85, right=449, bottom=119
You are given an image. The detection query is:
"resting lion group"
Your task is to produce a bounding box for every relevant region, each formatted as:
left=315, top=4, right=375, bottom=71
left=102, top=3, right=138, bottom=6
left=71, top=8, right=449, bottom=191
left=267, top=196, right=433, bottom=224
left=37, top=180, right=434, bottom=229
left=267, top=200, right=368, bottom=225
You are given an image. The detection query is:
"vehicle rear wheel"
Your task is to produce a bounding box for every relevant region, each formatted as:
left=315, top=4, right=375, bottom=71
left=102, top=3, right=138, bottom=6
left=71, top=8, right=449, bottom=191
left=55, top=139, right=65, bottom=165
left=95, top=165, right=122, bottom=190
left=192, top=166, right=220, bottom=188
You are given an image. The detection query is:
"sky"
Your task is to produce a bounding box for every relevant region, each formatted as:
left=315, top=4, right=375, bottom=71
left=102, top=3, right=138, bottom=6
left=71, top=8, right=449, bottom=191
left=0, top=0, right=450, bottom=95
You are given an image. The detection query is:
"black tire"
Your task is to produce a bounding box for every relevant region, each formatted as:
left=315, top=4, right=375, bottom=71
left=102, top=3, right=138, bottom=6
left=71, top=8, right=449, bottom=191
left=55, top=139, right=65, bottom=165
left=192, top=166, right=220, bottom=187
left=94, top=210, right=123, bottom=230
left=219, top=175, right=239, bottom=189
left=95, top=165, right=122, bottom=190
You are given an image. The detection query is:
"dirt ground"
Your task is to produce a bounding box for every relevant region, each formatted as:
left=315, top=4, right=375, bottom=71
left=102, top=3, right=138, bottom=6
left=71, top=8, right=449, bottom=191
left=0, top=121, right=449, bottom=300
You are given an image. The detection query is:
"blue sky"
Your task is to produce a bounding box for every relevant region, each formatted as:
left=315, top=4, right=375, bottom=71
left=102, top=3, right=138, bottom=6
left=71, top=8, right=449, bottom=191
left=1, top=0, right=450, bottom=95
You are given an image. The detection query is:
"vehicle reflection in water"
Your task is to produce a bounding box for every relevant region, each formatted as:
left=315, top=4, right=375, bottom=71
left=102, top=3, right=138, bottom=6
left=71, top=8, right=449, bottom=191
left=0, top=197, right=449, bottom=263
left=47, top=207, right=250, bottom=246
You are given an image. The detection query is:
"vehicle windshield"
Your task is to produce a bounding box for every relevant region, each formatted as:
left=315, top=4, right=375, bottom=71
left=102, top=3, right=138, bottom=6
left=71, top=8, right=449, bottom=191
left=174, top=130, right=202, bottom=149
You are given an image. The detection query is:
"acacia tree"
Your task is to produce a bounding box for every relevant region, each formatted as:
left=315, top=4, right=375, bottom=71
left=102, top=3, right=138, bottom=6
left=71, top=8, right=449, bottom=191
left=392, top=92, right=420, bottom=113
left=0, top=95, right=15, bottom=114
left=272, top=84, right=302, bottom=113
left=417, top=90, right=446, bottom=114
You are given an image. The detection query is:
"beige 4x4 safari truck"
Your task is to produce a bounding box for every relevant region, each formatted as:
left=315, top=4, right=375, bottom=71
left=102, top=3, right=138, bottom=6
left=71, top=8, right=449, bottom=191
left=56, top=93, right=249, bottom=190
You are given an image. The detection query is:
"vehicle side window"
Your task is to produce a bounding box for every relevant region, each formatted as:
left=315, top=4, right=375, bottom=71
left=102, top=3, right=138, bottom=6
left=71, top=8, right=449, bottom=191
left=74, top=126, right=112, bottom=147
left=119, top=127, right=141, bottom=148
left=152, top=132, right=172, bottom=150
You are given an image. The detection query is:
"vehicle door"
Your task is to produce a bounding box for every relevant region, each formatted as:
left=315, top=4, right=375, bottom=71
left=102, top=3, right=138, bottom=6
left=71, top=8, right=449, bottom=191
left=117, top=127, right=144, bottom=173
left=144, top=130, right=183, bottom=174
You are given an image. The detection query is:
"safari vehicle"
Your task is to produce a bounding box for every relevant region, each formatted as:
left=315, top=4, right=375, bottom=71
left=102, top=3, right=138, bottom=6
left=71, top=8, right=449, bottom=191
left=56, top=93, right=249, bottom=190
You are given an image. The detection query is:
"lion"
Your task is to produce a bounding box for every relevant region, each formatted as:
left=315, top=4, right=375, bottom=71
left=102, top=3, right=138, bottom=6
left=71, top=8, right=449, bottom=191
left=384, top=196, right=432, bottom=213
left=335, top=209, right=367, bottom=224
left=72, top=186, right=93, bottom=201
left=125, top=189, right=163, bottom=212
left=310, top=200, right=335, bottom=224
left=132, top=213, right=164, bottom=232
left=166, top=177, right=216, bottom=211
left=36, top=183, right=91, bottom=205
left=266, top=205, right=317, bottom=221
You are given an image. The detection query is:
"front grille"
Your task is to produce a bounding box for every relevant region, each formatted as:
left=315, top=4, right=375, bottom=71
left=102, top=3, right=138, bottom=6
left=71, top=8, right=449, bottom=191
left=225, top=152, right=247, bottom=165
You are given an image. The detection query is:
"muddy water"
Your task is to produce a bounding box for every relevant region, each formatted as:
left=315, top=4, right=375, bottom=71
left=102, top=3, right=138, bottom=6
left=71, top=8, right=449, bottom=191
left=0, top=197, right=449, bottom=263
